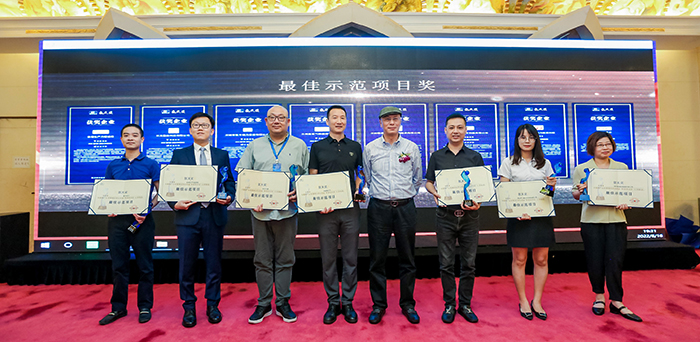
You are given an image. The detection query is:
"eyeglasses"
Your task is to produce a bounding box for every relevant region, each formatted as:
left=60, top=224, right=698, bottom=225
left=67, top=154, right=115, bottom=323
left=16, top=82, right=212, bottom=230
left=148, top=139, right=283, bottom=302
left=192, top=123, right=211, bottom=129
left=518, top=135, right=536, bottom=141
left=267, top=115, right=288, bottom=122
left=596, top=143, right=613, bottom=148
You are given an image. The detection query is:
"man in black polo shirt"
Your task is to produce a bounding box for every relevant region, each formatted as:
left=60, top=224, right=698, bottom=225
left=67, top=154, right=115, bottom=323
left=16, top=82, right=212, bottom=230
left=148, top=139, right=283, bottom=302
left=308, top=105, right=363, bottom=324
left=425, top=113, right=484, bottom=324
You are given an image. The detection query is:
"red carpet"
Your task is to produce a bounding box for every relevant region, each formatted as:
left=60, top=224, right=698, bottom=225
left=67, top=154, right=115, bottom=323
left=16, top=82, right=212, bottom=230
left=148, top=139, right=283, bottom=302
left=1, top=269, right=699, bottom=342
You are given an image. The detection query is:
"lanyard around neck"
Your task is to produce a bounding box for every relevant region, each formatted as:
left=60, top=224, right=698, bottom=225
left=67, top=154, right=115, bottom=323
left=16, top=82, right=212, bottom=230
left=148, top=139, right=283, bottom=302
left=269, top=135, right=289, bottom=161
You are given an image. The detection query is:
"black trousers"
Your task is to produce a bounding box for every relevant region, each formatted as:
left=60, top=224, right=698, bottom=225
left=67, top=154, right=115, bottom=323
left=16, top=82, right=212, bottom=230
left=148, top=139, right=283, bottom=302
left=316, top=205, right=360, bottom=306
left=580, top=222, right=627, bottom=301
left=435, top=207, right=479, bottom=308
left=367, top=198, right=417, bottom=310
left=107, top=214, right=155, bottom=312
left=177, top=206, right=225, bottom=311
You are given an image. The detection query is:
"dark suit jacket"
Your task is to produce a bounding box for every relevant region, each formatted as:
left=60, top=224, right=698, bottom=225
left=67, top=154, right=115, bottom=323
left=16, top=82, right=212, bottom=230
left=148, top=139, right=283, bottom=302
left=168, top=145, right=236, bottom=227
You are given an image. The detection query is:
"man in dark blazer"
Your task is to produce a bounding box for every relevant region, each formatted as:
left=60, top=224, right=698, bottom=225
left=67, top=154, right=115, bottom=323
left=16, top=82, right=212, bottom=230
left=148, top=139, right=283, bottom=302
left=168, top=112, right=235, bottom=328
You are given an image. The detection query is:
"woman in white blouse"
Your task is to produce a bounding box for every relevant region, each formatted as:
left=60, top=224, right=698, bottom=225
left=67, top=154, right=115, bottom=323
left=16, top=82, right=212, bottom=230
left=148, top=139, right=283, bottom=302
left=498, top=124, right=556, bottom=321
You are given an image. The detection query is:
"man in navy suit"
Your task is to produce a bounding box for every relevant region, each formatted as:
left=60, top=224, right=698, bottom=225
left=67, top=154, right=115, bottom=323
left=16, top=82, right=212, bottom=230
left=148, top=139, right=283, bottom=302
left=168, top=112, right=235, bottom=328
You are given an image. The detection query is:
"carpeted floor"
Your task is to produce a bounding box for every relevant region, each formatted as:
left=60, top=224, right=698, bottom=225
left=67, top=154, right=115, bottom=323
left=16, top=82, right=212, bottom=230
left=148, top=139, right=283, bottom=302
left=1, top=269, right=699, bottom=342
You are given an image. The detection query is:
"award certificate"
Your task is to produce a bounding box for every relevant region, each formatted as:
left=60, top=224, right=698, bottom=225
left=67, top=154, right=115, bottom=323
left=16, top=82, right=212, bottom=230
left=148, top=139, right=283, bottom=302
left=235, top=169, right=290, bottom=210
left=434, top=166, right=495, bottom=206
left=496, top=180, right=556, bottom=218
left=88, top=179, right=152, bottom=215
left=586, top=169, right=653, bottom=208
left=295, top=171, right=353, bottom=213
left=159, top=164, right=218, bottom=202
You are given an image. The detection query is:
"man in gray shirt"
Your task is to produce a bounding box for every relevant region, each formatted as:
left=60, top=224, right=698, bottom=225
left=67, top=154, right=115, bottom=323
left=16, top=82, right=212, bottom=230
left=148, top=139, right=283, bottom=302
left=236, top=105, right=310, bottom=324
left=363, top=106, right=423, bottom=324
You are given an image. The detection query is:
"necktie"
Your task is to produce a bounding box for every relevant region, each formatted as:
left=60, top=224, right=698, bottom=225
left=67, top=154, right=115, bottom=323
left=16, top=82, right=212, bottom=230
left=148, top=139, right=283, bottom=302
left=199, top=147, right=207, bottom=166
left=199, top=147, right=209, bottom=208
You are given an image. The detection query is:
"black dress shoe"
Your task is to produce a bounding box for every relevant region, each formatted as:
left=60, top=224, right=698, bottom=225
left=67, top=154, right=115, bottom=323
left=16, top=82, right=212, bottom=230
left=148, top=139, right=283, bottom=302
left=592, top=301, right=606, bottom=316
left=138, top=309, right=151, bottom=323
left=248, top=305, right=272, bottom=324
left=441, top=306, right=456, bottom=324
left=458, top=305, right=479, bottom=323
left=99, top=310, right=127, bottom=325
left=519, top=304, right=533, bottom=321
left=368, top=308, right=385, bottom=324
left=609, top=303, right=643, bottom=322
left=182, top=309, right=197, bottom=328
left=276, top=302, right=297, bottom=323
left=341, top=304, right=358, bottom=324
left=323, top=304, right=340, bottom=324
left=402, top=307, right=420, bottom=324
left=207, top=305, right=222, bottom=324
left=531, top=300, right=547, bottom=321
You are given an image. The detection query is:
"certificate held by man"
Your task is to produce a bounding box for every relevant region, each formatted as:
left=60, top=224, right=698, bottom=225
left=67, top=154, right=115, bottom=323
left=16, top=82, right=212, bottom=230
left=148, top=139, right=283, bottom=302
left=434, top=166, right=495, bottom=206
left=294, top=171, right=353, bottom=213
left=88, top=179, right=152, bottom=215
left=159, top=164, right=218, bottom=202
left=586, top=169, right=653, bottom=208
left=235, top=169, right=291, bottom=210
left=496, top=180, right=555, bottom=218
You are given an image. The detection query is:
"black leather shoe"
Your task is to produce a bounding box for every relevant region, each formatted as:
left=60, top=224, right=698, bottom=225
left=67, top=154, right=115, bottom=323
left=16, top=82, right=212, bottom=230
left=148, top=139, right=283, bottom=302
left=458, top=305, right=479, bottom=323
left=248, top=305, right=272, bottom=324
left=207, top=305, right=222, bottom=324
left=99, top=310, right=127, bottom=325
left=531, top=300, right=547, bottom=321
left=519, top=304, right=533, bottom=321
left=138, top=309, right=151, bottom=323
left=341, top=304, right=358, bottom=324
left=182, top=309, right=197, bottom=328
left=402, top=307, right=420, bottom=324
left=276, top=302, right=297, bottom=323
left=609, top=303, right=643, bottom=322
left=368, top=308, right=385, bottom=324
left=592, top=301, right=606, bottom=316
left=441, top=306, right=456, bottom=324
left=323, top=304, right=340, bottom=324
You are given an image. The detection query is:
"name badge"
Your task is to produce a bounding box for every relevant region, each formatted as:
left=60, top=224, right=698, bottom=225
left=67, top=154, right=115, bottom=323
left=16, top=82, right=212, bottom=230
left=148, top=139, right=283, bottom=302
left=272, top=162, right=282, bottom=172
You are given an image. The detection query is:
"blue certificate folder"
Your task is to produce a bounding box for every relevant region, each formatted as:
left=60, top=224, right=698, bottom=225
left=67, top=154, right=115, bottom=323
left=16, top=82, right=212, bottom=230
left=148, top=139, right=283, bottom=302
left=88, top=178, right=152, bottom=215
left=494, top=180, right=556, bottom=218
left=66, top=106, right=134, bottom=184
left=505, top=103, right=569, bottom=178
left=295, top=171, right=354, bottom=214
left=573, top=103, right=635, bottom=169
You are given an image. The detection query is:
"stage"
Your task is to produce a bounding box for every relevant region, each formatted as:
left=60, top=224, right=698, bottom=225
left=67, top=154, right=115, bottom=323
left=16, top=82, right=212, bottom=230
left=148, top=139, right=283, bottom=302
left=1, top=268, right=699, bottom=342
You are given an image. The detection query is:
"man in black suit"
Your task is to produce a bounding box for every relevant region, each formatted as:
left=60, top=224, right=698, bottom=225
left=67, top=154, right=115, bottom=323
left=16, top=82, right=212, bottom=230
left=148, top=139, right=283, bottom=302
left=168, top=112, right=235, bottom=328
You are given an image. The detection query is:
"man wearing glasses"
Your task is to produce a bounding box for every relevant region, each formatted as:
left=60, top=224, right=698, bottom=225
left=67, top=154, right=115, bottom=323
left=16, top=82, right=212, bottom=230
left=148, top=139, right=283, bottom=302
left=237, top=105, right=309, bottom=324
left=169, top=112, right=236, bottom=328
left=363, top=106, right=423, bottom=324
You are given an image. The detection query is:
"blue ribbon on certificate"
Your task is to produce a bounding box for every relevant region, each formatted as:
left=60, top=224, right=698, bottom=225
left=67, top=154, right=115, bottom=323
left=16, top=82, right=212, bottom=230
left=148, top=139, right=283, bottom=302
left=355, top=165, right=366, bottom=201
left=217, top=166, right=229, bottom=200
left=289, top=165, right=299, bottom=191
left=540, top=173, right=555, bottom=197
left=579, top=168, right=591, bottom=202
left=461, top=170, right=473, bottom=207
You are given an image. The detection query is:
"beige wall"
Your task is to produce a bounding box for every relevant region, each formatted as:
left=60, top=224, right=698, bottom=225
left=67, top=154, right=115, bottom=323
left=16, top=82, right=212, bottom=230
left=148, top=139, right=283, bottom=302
left=0, top=42, right=699, bottom=255
left=657, top=50, right=700, bottom=224
left=0, top=50, right=39, bottom=252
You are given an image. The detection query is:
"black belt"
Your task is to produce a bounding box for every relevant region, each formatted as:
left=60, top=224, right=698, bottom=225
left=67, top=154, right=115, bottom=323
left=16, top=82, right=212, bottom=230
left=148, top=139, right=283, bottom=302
left=441, top=206, right=467, bottom=218
left=372, top=198, right=412, bottom=208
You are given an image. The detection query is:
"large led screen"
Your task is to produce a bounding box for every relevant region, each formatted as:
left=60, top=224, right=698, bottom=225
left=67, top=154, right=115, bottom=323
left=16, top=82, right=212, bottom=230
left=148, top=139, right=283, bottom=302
left=35, top=38, right=664, bottom=252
